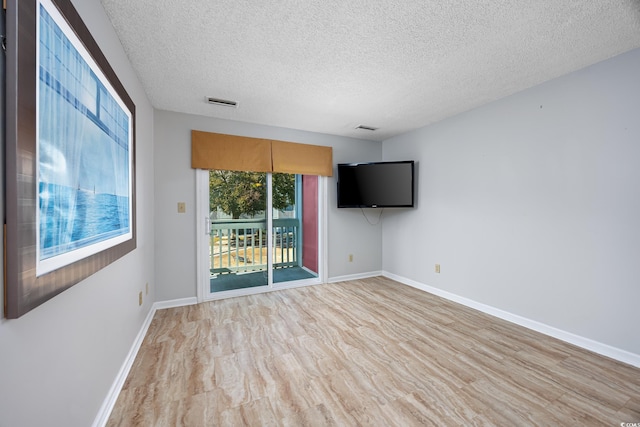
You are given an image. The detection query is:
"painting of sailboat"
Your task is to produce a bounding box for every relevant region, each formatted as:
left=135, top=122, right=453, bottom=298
left=36, top=0, right=133, bottom=275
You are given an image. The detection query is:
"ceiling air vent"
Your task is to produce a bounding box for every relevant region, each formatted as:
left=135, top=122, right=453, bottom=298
left=206, top=97, right=238, bottom=108
left=355, top=125, right=378, bottom=131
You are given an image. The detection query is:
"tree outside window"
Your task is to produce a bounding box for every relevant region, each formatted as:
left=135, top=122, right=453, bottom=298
left=209, top=170, right=295, bottom=219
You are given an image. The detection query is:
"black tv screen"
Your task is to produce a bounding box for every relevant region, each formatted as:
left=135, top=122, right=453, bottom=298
left=337, top=161, right=415, bottom=208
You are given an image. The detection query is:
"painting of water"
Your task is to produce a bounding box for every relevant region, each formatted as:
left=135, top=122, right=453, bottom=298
left=39, top=183, right=130, bottom=258
left=36, top=0, right=133, bottom=275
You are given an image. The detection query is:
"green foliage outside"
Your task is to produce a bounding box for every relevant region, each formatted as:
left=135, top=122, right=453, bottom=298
left=209, top=170, right=296, bottom=219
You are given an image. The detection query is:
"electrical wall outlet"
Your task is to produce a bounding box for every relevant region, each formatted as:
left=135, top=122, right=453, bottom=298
left=435, top=264, right=441, bottom=274
left=138, top=291, right=143, bottom=306
left=177, top=202, right=186, bottom=213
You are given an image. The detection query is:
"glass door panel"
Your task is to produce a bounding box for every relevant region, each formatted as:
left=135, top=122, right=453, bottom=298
left=272, top=174, right=319, bottom=284
left=208, top=170, right=268, bottom=293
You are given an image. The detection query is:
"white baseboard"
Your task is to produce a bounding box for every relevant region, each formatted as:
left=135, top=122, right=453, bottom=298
left=328, top=271, right=382, bottom=283
left=92, top=297, right=198, bottom=427
left=154, top=297, right=198, bottom=310
left=91, top=305, right=156, bottom=427
left=382, top=271, right=640, bottom=369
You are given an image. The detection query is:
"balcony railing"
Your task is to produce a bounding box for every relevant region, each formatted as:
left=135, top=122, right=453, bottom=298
left=209, top=218, right=300, bottom=276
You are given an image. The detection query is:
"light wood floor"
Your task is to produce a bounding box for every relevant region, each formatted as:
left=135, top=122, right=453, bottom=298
left=107, top=277, right=640, bottom=426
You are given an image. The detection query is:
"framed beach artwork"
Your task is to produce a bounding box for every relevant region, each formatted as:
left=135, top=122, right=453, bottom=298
left=5, top=0, right=136, bottom=318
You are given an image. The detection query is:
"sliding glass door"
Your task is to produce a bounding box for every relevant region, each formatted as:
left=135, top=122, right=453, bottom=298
left=197, top=169, right=324, bottom=299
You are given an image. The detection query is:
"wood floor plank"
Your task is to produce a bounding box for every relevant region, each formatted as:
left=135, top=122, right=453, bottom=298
left=238, top=397, right=279, bottom=427
left=108, top=277, right=640, bottom=426
left=282, top=403, right=339, bottom=427
left=390, top=388, right=478, bottom=426
left=617, top=396, right=640, bottom=421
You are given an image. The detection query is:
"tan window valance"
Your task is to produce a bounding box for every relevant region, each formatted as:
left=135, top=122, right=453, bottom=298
left=191, top=131, right=272, bottom=172
left=191, top=130, right=333, bottom=176
left=271, top=140, right=333, bottom=176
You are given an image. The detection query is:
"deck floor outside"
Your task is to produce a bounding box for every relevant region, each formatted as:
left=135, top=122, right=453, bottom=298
left=210, top=266, right=317, bottom=292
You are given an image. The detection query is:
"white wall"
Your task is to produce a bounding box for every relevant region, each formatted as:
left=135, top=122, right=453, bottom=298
left=382, top=48, right=640, bottom=356
left=154, top=110, right=382, bottom=301
left=0, top=1, right=156, bottom=426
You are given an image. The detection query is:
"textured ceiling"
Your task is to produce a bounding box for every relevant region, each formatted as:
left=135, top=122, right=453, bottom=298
left=99, top=0, right=640, bottom=141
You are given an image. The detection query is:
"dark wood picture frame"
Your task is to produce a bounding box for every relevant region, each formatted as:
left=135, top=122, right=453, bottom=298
left=5, top=0, right=136, bottom=318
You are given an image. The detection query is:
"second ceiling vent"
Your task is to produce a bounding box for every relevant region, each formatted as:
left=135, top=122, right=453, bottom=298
left=355, top=125, right=378, bottom=131
left=206, top=97, right=238, bottom=108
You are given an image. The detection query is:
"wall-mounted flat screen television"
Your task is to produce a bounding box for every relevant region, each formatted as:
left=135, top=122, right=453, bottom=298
left=337, top=160, right=415, bottom=208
